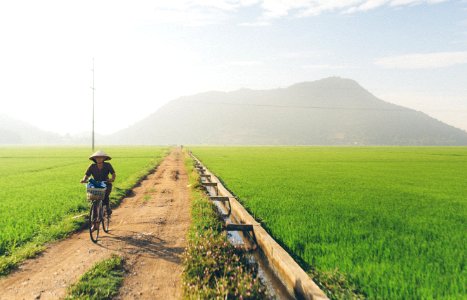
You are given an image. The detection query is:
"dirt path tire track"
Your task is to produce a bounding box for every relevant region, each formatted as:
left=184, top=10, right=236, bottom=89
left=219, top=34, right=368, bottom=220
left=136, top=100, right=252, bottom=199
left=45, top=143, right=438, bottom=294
left=0, top=149, right=191, bottom=300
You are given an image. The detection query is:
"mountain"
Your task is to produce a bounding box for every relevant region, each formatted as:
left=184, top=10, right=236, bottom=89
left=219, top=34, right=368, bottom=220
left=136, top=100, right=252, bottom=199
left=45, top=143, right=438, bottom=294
left=0, top=114, right=62, bottom=144
left=109, top=77, right=467, bottom=145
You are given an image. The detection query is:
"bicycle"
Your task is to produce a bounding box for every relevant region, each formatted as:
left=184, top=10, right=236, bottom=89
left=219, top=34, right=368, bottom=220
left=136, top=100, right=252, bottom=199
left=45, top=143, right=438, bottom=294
left=86, top=182, right=111, bottom=243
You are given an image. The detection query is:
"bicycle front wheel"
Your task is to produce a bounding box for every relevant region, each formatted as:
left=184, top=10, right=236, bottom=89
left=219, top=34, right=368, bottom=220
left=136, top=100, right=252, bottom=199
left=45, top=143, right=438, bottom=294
left=89, top=201, right=100, bottom=243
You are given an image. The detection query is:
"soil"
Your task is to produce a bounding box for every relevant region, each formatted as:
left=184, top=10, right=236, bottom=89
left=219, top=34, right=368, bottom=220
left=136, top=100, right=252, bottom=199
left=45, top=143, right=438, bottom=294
left=0, top=148, right=191, bottom=300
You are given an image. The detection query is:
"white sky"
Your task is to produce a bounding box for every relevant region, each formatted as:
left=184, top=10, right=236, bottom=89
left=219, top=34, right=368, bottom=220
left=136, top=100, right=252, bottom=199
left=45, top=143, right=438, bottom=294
left=0, top=0, right=466, bottom=135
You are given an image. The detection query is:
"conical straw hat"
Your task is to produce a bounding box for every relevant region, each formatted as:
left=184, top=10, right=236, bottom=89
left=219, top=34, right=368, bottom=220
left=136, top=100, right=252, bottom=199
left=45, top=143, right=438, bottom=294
left=89, top=150, right=111, bottom=162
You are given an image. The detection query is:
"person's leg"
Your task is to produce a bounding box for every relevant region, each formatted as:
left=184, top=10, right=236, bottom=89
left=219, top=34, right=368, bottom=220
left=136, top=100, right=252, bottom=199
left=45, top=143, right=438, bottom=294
left=104, top=183, right=113, bottom=215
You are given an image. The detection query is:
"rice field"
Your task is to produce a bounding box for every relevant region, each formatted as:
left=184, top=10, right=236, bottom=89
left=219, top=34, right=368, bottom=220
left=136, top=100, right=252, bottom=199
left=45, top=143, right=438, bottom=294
left=192, top=147, right=467, bottom=299
left=0, top=147, right=167, bottom=260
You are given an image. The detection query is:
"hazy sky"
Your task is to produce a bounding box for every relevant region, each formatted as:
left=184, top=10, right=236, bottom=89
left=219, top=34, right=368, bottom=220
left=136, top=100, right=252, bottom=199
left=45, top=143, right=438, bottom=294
left=1, top=0, right=466, bottom=135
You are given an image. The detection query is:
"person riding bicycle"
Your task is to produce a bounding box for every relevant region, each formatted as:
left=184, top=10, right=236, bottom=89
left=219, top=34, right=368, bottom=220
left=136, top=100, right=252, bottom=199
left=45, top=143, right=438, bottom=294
left=80, top=150, right=116, bottom=215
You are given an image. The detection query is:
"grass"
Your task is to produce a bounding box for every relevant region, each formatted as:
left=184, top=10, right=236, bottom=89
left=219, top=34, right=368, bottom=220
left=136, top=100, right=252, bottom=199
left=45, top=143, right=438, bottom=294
left=66, top=254, right=125, bottom=299
left=0, top=146, right=168, bottom=275
left=192, top=146, right=467, bottom=299
left=182, top=152, right=267, bottom=299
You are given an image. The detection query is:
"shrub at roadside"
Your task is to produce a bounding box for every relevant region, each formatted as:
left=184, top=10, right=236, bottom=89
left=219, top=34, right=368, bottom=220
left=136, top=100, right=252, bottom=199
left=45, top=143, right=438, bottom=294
left=182, top=154, right=266, bottom=299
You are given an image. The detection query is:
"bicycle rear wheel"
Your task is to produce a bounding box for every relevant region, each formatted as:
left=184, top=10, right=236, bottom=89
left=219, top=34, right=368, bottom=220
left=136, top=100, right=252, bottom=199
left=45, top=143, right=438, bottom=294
left=89, top=201, right=100, bottom=243
left=102, top=207, right=110, bottom=233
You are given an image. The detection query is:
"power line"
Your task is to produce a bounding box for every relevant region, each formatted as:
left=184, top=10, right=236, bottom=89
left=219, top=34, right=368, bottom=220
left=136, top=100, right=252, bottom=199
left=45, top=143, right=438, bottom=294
left=193, top=101, right=467, bottom=113
left=194, top=101, right=411, bottom=112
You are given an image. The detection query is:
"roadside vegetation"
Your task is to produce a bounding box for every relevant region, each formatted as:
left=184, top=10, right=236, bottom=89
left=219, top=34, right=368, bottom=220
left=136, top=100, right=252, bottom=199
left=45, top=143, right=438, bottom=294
left=192, top=147, right=467, bottom=299
left=182, top=153, right=267, bottom=299
left=66, top=254, right=125, bottom=299
left=0, top=147, right=168, bottom=275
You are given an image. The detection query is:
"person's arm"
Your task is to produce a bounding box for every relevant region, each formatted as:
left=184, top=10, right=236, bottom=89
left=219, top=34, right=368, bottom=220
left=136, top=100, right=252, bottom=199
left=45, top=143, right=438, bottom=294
left=108, top=163, right=116, bottom=183
left=80, top=175, right=89, bottom=183
left=80, top=165, right=92, bottom=183
left=109, top=172, right=116, bottom=183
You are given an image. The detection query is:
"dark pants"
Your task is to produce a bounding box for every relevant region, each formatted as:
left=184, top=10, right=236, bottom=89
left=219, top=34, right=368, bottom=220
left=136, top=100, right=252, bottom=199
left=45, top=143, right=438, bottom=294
left=104, top=183, right=112, bottom=207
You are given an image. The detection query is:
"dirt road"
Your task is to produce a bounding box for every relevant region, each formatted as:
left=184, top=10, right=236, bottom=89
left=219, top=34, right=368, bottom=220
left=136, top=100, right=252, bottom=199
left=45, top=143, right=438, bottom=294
left=0, top=149, right=191, bottom=300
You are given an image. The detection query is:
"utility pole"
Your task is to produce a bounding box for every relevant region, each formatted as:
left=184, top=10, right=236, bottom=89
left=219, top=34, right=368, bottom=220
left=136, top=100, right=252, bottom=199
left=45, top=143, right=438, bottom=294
left=91, top=58, right=95, bottom=151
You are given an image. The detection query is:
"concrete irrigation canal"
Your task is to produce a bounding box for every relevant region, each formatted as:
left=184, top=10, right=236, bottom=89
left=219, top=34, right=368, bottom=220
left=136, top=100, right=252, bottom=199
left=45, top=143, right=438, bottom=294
left=191, top=153, right=328, bottom=300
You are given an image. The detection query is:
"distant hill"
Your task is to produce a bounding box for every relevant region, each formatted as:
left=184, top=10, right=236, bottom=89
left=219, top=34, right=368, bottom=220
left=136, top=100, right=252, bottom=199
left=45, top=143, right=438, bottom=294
left=0, top=114, right=62, bottom=144
left=108, top=77, right=467, bottom=146
left=0, top=114, right=110, bottom=146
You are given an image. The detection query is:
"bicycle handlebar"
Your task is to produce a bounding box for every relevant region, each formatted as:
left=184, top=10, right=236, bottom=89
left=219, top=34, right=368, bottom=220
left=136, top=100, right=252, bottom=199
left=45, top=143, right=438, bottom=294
left=82, top=180, right=109, bottom=184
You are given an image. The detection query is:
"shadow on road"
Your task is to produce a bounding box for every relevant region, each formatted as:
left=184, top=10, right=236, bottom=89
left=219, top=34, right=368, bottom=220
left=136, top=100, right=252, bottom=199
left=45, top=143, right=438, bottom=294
left=96, top=230, right=184, bottom=264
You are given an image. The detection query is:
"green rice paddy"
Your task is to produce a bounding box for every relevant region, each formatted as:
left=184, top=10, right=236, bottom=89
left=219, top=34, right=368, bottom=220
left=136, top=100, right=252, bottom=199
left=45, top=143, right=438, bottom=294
left=192, top=147, right=467, bottom=299
left=0, top=147, right=167, bottom=267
